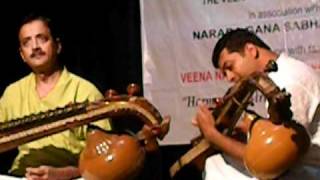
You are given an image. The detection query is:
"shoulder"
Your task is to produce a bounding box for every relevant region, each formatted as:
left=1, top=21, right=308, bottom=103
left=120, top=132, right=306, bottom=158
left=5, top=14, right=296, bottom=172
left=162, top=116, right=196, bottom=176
left=269, top=54, right=320, bottom=105
left=0, top=74, right=33, bottom=115
left=271, top=54, right=319, bottom=83
left=68, top=72, right=99, bottom=91
left=64, top=70, right=103, bottom=100
left=1, top=73, right=33, bottom=98
left=277, top=53, right=315, bottom=73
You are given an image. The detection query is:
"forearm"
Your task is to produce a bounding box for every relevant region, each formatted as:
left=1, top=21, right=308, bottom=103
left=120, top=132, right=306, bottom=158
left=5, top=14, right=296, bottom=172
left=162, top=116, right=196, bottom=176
left=206, top=128, right=246, bottom=162
left=25, top=165, right=81, bottom=180
left=57, top=166, right=81, bottom=180
left=194, top=102, right=247, bottom=162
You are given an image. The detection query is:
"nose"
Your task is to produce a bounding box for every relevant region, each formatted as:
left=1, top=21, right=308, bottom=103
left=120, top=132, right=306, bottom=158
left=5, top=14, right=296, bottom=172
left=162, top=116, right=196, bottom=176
left=31, top=38, right=40, bottom=50
left=225, top=70, right=237, bottom=82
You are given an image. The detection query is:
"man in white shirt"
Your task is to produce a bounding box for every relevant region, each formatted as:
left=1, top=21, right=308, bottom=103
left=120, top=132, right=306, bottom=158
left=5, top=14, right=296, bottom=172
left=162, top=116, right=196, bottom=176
left=192, top=28, right=320, bottom=180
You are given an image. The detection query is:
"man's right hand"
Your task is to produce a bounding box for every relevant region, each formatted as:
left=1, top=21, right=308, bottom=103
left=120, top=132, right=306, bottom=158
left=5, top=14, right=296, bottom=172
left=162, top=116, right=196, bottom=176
left=25, top=166, right=80, bottom=180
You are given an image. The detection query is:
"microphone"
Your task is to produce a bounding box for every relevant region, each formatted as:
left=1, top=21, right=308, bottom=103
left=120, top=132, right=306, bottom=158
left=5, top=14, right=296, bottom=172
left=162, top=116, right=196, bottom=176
left=264, top=60, right=278, bottom=73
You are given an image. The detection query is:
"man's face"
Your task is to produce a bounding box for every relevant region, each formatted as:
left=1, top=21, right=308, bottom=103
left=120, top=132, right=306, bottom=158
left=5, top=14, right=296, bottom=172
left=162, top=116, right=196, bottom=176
left=218, top=47, right=259, bottom=83
left=19, top=20, right=60, bottom=72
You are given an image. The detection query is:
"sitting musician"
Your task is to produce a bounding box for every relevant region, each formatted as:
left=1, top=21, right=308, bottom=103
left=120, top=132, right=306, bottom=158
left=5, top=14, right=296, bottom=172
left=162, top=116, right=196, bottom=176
left=192, top=28, right=320, bottom=179
left=0, top=14, right=111, bottom=179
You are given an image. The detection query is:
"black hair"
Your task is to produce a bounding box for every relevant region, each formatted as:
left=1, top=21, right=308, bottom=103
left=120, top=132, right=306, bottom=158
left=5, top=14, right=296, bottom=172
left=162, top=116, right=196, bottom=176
left=17, top=13, right=61, bottom=43
left=211, top=28, right=271, bottom=68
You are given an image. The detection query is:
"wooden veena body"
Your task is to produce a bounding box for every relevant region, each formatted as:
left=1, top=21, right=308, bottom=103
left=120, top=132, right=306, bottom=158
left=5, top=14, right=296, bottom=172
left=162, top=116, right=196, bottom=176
left=245, top=118, right=310, bottom=179
left=79, top=128, right=146, bottom=180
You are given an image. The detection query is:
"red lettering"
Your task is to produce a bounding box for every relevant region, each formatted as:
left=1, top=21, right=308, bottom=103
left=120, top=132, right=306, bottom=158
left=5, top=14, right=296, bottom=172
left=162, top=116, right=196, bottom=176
left=215, top=71, right=224, bottom=80
left=181, top=72, right=188, bottom=83
left=309, top=63, right=320, bottom=70
left=180, top=71, right=213, bottom=83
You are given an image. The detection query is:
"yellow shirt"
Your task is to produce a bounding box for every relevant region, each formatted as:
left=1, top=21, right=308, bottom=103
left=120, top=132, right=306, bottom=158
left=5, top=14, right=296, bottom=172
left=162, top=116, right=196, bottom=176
left=0, top=67, right=110, bottom=175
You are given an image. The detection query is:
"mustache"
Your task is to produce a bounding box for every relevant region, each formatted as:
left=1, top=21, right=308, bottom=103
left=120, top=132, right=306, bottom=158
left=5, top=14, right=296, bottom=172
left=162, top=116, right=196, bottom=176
left=30, top=49, right=46, bottom=58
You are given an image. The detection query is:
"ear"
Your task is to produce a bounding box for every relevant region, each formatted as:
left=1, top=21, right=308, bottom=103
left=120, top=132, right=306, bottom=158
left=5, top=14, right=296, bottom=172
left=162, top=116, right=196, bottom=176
left=244, top=43, right=259, bottom=59
left=55, top=38, right=62, bottom=54
left=57, top=42, right=62, bottom=54
left=19, top=48, right=27, bottom=63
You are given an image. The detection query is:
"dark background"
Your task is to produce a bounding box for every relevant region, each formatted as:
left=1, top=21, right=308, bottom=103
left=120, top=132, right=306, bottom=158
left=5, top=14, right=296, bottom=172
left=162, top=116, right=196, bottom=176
left=0, top=1, right=201, bottom=180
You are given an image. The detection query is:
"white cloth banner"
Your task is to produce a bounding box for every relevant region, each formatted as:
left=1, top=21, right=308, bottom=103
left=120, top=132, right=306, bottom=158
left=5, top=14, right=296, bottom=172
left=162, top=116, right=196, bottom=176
left=140, top=0, right=320, bottom=144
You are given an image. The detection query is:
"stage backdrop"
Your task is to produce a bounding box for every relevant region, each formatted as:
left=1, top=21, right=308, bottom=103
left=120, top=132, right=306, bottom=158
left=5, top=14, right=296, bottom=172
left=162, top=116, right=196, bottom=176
left=140, top=0, right=320, bottom=144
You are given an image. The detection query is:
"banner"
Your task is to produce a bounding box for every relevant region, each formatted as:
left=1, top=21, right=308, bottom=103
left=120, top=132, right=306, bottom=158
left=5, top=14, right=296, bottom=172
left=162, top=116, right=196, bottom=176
left=140, top=0, right=320, bottom=144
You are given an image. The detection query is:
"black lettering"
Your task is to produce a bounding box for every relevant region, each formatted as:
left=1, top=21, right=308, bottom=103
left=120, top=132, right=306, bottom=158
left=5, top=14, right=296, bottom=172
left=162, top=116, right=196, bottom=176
left=201, top=31, right=209, bottom=39
left=209, top=29, right=217, bottom=38
left=186, top=96, right=196, bottom=107
left=193, top=31, right=201, bottom=40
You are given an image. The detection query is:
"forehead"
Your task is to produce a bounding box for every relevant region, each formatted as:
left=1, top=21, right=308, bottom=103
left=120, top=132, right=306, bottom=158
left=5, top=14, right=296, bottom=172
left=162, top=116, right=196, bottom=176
left=218, top=48, right=234, bottom=68
left=19, top=20, right=50, bottom=39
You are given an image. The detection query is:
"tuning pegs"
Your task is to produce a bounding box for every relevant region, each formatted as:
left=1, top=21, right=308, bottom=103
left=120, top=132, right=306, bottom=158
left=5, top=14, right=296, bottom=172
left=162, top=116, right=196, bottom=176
left=104, top=89, right=119, bottom=98
left=127, top=83, right=140, bottom=96
left=104, top=84, right=140, bottom=97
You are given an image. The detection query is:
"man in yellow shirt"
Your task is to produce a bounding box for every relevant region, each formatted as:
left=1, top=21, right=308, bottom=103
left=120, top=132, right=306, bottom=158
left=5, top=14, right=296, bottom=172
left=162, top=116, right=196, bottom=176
left=0, top=14, right=110, bottom=179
